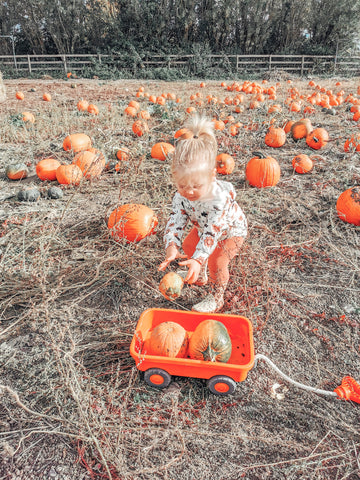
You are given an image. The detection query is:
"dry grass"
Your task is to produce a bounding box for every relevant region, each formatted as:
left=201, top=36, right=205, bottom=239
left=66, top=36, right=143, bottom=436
left=0, top=76, right=359, bottom=480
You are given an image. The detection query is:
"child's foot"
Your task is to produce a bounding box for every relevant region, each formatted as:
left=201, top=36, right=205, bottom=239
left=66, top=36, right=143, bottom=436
left=191, top=294, right=224, bottom=313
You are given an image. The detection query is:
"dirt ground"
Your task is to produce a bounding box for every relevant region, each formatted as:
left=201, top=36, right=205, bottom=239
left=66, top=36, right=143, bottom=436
left=0, top=75, right=359, bottom=480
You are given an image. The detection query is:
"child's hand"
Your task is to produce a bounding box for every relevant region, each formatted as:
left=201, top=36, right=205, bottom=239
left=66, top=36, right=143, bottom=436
left=158, top=245, right=187, bottom=271
left=178, top=259, right=201, bottom=284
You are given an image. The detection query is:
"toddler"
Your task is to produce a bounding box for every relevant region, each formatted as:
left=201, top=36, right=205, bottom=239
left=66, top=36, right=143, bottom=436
left=158, top=115, right=247, bottom=313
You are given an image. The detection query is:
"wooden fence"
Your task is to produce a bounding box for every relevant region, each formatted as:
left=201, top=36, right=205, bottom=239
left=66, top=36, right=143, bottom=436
left=0, top=53, right=359, bottom=76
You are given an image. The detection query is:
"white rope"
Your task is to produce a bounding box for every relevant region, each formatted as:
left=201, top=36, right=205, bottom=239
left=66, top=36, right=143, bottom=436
left=254, top=354, right=337, bottom=397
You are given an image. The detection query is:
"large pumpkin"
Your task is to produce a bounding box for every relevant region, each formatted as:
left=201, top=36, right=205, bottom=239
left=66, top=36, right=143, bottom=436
left=72, top=150, right=105, bottom=179
left=245, top=153, right=281, bottom=187
left=36, top=158, right=61, bottom=181
left=159, top=272, right=184, bottom=300
left=151, top=142, right=175, bottom=161
left=63, top=133, right=92, bottom=153
left=264, top=126, right=286, bottom=148
left=188, top=319, right=232, bottom=363
left=108, top=204, right=158, bottom=243
left=306, top=128, right=329, bottom=150
left=336, top=186, right=360, bottom=226
left=147, top=321, right=188, bottom=358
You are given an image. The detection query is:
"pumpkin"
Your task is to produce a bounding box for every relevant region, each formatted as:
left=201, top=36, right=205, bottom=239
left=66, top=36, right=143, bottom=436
left=174, top=128, right=190, bottom=139
left=56, top=164, right=83, bottom=185
left=22, top=111, right=35, bottom=123
left=138, top=110, right=150, bottom=120
left=124, top=106, right=138, bottom=117
left=108, top=203, right=158, bottom=243
left=15, top=91, right=24, bottom=100
left=188, top=319, right=232, bottom=363
left=128, top=100, right=140, bottom=110
left=87, top=104, right=99, bottom=115
left=43, top=93, right=51, bottom=101
left=147, top=321, right=188, bottom=358
left=63, top=133, right=92, bottom=153
left=265, top=127, right=286, bottom=148
left=77, top=99, right=89, bottom=111
left=213, top=120, right=226, bottom=131
left=132, top=120, right=149, bottom=137
left=17, top=188, right=40, bottom=202
left=290, top=119, right=313, bottom=141
left=159, top=272, right=184, bottom=300
left=344, top=134, right=360, bottom=153
left=36, top=158, right=62, bottom=181
left=283, top=120, right=295, bottom=134
left=151, top=142, right=175, bottom=161
left=114, top=147, right=130, bottom=164
left=47, top=186, right=63, bottom=199
left=306, top=128, right=329, bottom=150
left=216, top=153, right=235, bottom=175
left=73, top=150, right=105, bottom=179
left=292, top=154, right=313, bottom=174
left=336, top=187, right=360, bottom=226
left=6, top=163, right=29, bottom=180
left=245, top=153, right=281, bottom=188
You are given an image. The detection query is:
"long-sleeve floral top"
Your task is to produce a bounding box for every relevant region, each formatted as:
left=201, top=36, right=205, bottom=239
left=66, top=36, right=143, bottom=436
left=164, top=179, right=247, bottom=264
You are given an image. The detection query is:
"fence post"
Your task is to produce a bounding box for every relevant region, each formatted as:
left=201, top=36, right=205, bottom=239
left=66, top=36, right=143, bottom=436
left=98, top=54, right=102, bottom=64
left=62, top=55, right=68, bottom=74
left=301, top=56, right=304, bottom=77
left=269, top=55, right=272, bottom=71
left=236, top=55, right=239, bottom=72
left=27, top=55, right=32, bottom=74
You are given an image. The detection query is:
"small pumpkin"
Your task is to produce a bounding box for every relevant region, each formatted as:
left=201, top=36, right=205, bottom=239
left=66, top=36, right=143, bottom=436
left=290, top=119, right=313, bottom=141
left=188, top=319, right=232, bottom=363
left=56, top=164, right=83, bottom=185
left=15, top=91, right=25, bottom=100
left=115, top=147, right=130, bottom=162
left=73, top=150, right=105, bottom=179
left=43, top=93, right=51, bottom=101
left=22, top=111, right=35, bottom=123
left=151, top=142, right=175, bottom=161
left=36, top=158, right=61, bottom=181
left=216, top=153, right=235, bottom=175
left=6, top=163, right=29, bottom=181
left=132, top=120, right=149, bottom=137
left=17, top=188, right=40, bottom=202
left=336, top=187, right=360, bottom=226
left=245, top=153, right=281, bottom=188
left=159, top=272, right=184, bottom=301
left=213, top=120, right=226, bottom=131
left=265, top=126, right=286, bottom=148
left=108, top=203, right=158, bottom=243
left=77, top=99, right=89, bottom=111
left=63, top=133, right=92, bottom=153
left=128, top=100, right=140, bottom=110
left=306, top=128, right=329, bottom=150
left=87, top=103, right=99, bottom=115
left=292, top=154, right=313, bottom=174
left=147, top=321, right=188, bottom=358
left=47, top=186, right=63, bottom=199
left=124, top=106, right=138, bottom=117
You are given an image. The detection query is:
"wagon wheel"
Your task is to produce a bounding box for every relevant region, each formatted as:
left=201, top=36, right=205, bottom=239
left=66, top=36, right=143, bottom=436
left=207, top=375, right=237, bottom=396
left=144, top=368, right=172, bottom=389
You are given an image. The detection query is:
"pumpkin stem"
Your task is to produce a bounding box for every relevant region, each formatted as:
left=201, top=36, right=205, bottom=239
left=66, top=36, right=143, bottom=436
left=251, top=151, right=264, bottom=158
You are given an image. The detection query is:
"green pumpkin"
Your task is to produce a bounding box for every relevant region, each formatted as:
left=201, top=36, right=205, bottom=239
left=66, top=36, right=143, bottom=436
left=189, top=319, right=232, bottom=363
left=17, top=188, right=40, bottom=202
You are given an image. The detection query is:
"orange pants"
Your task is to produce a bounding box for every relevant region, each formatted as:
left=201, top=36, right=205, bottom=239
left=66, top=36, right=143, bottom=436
left=182, top=227, right=244, bottom=286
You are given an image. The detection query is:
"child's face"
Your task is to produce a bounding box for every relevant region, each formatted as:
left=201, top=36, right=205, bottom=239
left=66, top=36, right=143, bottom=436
left=175, top=169, right=216, bottom=201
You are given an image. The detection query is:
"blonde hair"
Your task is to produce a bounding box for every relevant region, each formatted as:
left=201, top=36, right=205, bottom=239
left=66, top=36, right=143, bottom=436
left=172, top=115, right=217, bottom=180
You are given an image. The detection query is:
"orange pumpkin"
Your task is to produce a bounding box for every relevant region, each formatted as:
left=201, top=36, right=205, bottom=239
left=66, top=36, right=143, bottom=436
left=108, top=204, right=158, bottom=243
left=292, top=154, right=313, bottom=174
left=43, top=93, right=51, bottom=101
left=22, top=111, right=35, bottom=123
left=128, top=100, right=140, bottom=110
left=36, top=158, right=62, bottom=181
left=147, top=321, right=188, bottom=358
left=159, top=272, right=185, bottom=301
left=265, top=127, right=286, bottom=148
left=290, top=119, right=313, bottom=141
left=77, top=99, right=89, bottom=111
left=306, top=128, right=329, bottom=150
left=216, top=153, right=235, bottom=175
left=138, top=110, right=150, bottom=120
left=56, top=164, right=83, bottom=185
left=188, top=319, right=232, bottom=363
left=151, top=142, right=175, bottom=161
left=344, top=133, right=360, bottom=153
left=73, top=150, right=105, bottom=179
left=63, top=133, right=92, bottom=153
left=15, top=91, right=25, bottom=100
left=336, top=187, right=360, bottom=226
left=132, top=120, right=149, bottom=137
left=115, top=147, right=131, bottom=162
left=87, top=104, right=99, bottom=115
left=213, top=120, right=226, bottom=131
left=6, top=163, right=29, bottom=180
left=124, top=106, right=138, bottom=117
left=245, top=153, right=281, bottom=188
left=174, top=128, right=192, bottom=139
left=283, top=120, right=295, bottom=134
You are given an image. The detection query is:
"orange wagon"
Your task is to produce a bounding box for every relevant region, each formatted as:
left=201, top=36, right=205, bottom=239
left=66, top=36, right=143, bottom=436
left=130, top=308, right=255, bottom=395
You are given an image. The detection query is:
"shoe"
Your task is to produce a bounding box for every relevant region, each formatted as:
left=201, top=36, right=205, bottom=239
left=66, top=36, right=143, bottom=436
left=192, top=294, right=224, bottom=313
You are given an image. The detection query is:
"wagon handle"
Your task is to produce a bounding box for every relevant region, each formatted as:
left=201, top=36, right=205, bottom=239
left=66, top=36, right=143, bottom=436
left=254, top=354, right=360, bottom=403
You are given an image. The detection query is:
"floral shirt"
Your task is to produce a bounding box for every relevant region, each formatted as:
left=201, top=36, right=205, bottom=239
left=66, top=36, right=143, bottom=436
left=164, top=179, right=247, bottom=264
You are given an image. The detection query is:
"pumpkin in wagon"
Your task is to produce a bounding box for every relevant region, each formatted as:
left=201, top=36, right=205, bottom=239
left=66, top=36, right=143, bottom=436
left=108, top=203, right=158, bottom=243
left=147, top=321, right=188, bottom=358
left=188, top=319, right=232, bottom=363
left=245, top=152, right=281, bottom=188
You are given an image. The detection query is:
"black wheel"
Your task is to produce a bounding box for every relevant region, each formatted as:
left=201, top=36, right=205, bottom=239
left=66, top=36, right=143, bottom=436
left=207, top=375, right=236, bottom=396
left=144, top=368, right=172, bottom=389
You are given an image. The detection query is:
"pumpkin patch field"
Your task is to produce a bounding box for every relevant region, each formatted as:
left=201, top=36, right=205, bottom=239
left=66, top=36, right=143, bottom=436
left=0, top=76, right=359, bottom=479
